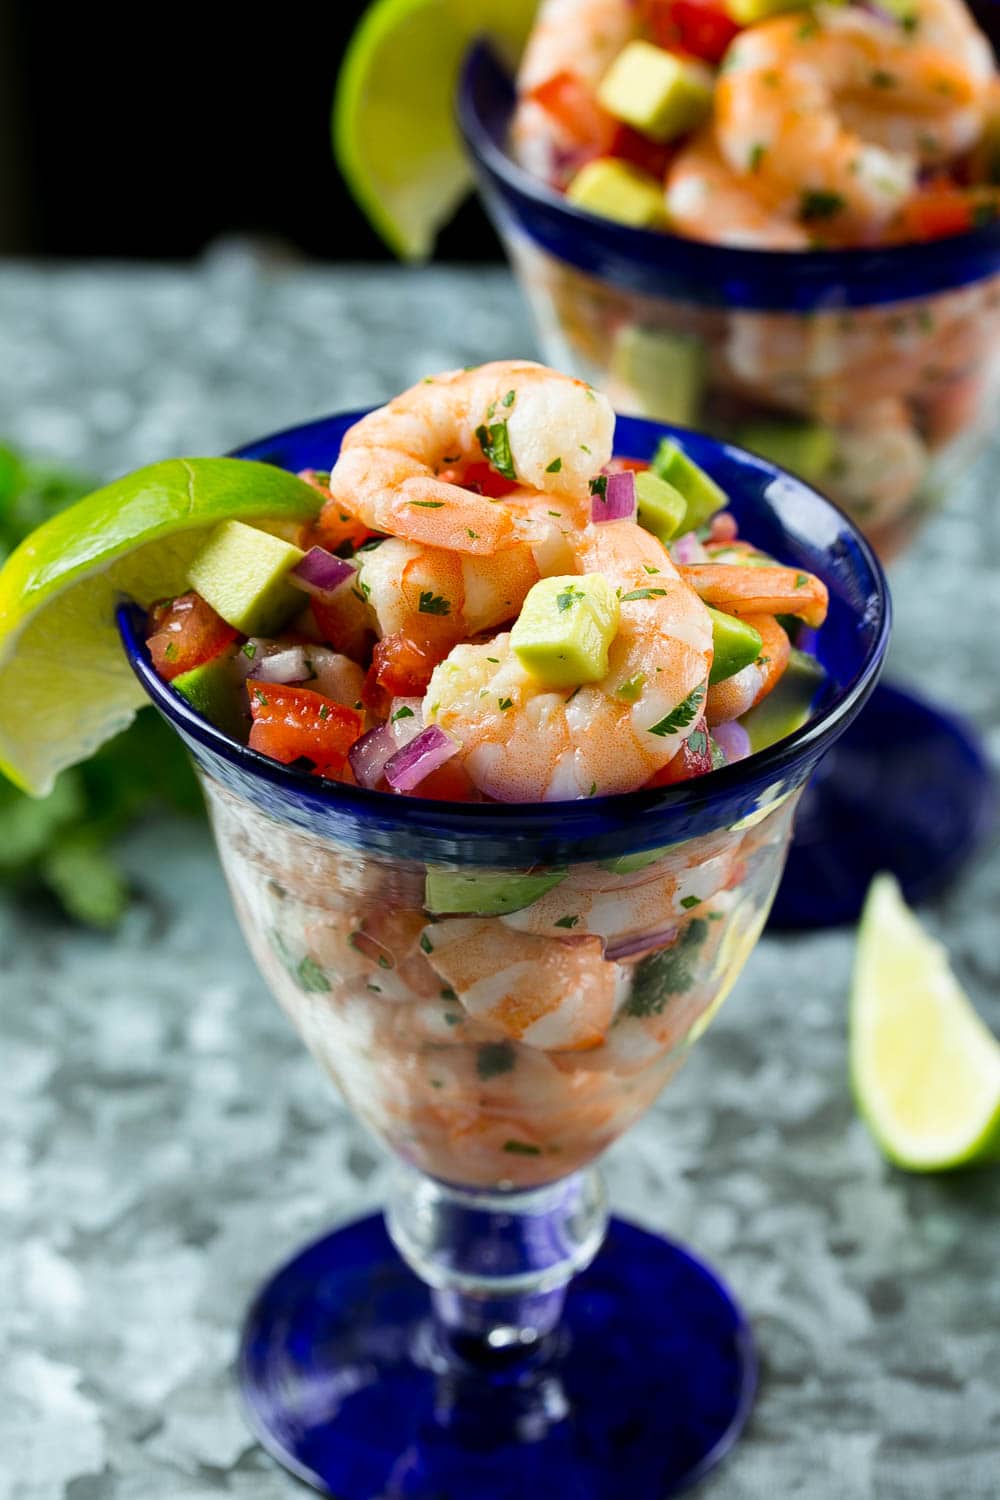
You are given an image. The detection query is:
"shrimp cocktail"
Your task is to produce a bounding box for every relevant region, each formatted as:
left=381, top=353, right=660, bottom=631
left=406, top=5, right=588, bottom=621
left=0, top=362, right=888, bottom=1496
left=459, top=0, right=1000, bottom=558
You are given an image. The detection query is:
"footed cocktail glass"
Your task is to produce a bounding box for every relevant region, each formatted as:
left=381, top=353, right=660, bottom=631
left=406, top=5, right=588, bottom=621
left=120, top=411, right=888, bottom=1498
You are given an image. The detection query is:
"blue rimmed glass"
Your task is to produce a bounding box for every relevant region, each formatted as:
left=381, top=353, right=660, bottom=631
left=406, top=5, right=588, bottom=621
left=457, top=13, right=1000, bottom=563
left=119, top=410, right=887, bottom=1497
left=457, top=28, right=998, bottom=924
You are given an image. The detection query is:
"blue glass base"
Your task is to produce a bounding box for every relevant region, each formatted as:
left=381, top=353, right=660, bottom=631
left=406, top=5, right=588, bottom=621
left=771, top=681, right=995, bottom=930
left=239, top=1213, right=755, bottom=1498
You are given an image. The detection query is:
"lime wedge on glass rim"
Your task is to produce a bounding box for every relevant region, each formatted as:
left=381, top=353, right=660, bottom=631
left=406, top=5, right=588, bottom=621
left=850, top=874, right=1000, bottom=1172
left=0, top=459, right=320, bottom=797
left=334, top=0, right=538, bottom=260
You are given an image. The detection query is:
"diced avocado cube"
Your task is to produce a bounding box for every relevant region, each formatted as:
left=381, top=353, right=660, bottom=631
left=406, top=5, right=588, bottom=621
left=724, top=0, right=808, bottom=23
left=736, top=419, right=836, bottom=486
left=597, top=41, right=713, bottom=144
left=708, top=609, right=764, bottom=685
left=740, top=647, right=827, bottom=752
left=187, top=520, right=304, bottom=636
left=425, top=868, right=568, bottom=917
left=610, top=326, right=707, bottom=427
left=651, top=438, right=728, bottom=531
left=635, top=469, right=687, bottom=544
left=172, top=652, right=246, bottom=740
left=511, top=574, right=620, bottom=690
left=566, top=158, right=667, bottom=229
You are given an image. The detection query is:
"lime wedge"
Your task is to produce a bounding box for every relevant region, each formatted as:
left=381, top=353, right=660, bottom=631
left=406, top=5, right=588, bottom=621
left=334, top=0, right=538, bottom=260
left=851, top=874, right=1000, bottom=1171
left=0, top=459, right=320, bottom=796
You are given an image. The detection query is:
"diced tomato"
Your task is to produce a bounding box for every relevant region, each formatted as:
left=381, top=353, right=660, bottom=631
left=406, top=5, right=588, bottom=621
left=310, top=592, right=374, bottom=663
left=609, top=123, right=675, bottom=181
left=646, top=719, right=715, bottom=786
left=897, top=183, right=999, bottom=242
left=369, top=629, right=450, bottom=699
left=247, top=680, right=362, bottom=778
left=147, top=591, right=239, bottom=682
left=437, top=461, right=519, bottom=500
left=643, top=0, right=740, bottom=65
left=412, top=760, right=479, bottom=802
left=604, top=456, right=650, bottom=474
left=529, top=71, right=618, bottom=154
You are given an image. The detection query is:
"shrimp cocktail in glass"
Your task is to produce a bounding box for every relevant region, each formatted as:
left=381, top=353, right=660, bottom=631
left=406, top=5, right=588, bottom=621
left=0, top=362, right=889, bottom=1497
left=471, top=0, right=1000, bottom=561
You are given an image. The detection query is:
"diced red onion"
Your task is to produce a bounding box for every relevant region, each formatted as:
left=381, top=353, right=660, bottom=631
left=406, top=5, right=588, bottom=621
left=389, top=697, right=425, bottom=748
left=290, top=547, right=356, bottom=600
left=713, top=720, right=752, bottom=765
left=383, top=725, right=460, bottom=793
left=348, top=724, right=397, bottom=790
left=671, top=530, right=709, bottom=565
left=605, top=924, right=679, bottom=963
left=252, top=646, right=311, bottom=685
left=591, top=469, right=636, bottom=524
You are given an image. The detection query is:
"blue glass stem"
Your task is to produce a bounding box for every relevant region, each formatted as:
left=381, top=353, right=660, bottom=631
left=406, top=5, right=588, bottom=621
left=386, top=1165, right=609, bottom=1361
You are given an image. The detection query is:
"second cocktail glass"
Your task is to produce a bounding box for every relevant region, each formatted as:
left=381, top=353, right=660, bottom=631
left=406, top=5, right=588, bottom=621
left=120, top=409, right=888, bottom=1498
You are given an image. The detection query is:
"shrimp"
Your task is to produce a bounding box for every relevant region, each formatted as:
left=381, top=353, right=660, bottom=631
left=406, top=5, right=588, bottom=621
left=423, top=918, right=620, bottom=1051
left=714, top=1, right=991, bottom=239
left=512, top=0, right=636, bottom=179
left=666, top=130, right=811, bottom=250
left=424, top=520, right=714, bottom=801
left=677, top=562, right=829, bottom=629
left=324, top=361, right=614, bottom=557
left=705, top=614, right=790, bottom=726
left=824, top=399, right=929, bottom=529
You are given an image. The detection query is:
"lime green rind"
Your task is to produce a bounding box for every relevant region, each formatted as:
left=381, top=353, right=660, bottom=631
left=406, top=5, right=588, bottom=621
left=850, top=874, right=1000, bottom=1172
left=0, top=459, right=320, bottom=796
left=332, top=0, right=538, bottom=261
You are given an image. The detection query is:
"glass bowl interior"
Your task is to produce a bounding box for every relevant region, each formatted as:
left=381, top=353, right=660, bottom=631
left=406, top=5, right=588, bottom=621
left=118, top=409, right=889, bottom=868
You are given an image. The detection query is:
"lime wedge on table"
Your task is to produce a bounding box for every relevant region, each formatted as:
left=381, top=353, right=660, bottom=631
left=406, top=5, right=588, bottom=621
left=334, top=0, right=538, bottom=259
left=0, top=459, right=320, bottom=797
left=851, top=874, right=1000, bottom=1172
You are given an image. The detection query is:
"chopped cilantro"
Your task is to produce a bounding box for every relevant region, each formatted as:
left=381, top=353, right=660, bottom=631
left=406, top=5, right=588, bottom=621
left=648, top=684, right=706, bottom=738
left=440, top=986, right=458, bottom=1001
left=498, top=697, right=514, bottom=711
left=687, top=728, right=708, bottom=757
left=163, top=641, right=179, bottom=661
left=623, top=919, right=709, bottom=1016
left=749, top=143, right=766, bottom=172
left=486, top=656, right=499, bottom=663
left=408, top=500, right=445, bottom=508
left=392, top=705, right=416, bottom=722
left=618, top=673, right=646, bottom=703
left=477, top=1041, right=516, bottom=1079
left=680, top=895, right=701, bottom=910
left=503, top=1140, right=541, bottom=1156
left=318, top=704, right=330, bottom=720
left=420, top=932, right=433, bottom=953
left=296, top=956, right=330, bottom=993
left=241, top=641, right=257, bottom=659
left=621, top=587, right=667, bottom=602
left=799, top=190, right=845, bottom=222
left=795, top=573, right=808, bottom=588
left=476, top=420, right=517, bottom=480
left=557, top=586, right=585, bottom=612
left=589, top=474, right=608, bottom=502
left=554, top=914, right=579, bottom=929
left=502, top=389, right=516, bottom=408
left=546, top=457, right=563, bottom=473
left=419, top=591, right=451, bottom=616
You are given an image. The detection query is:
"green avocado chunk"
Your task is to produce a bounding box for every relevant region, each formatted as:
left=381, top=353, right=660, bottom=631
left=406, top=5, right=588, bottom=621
left=650, top=438, right=728, bottom=532
left=511, top=574, right=620, bottom=690
left=597, top=41, right=713, bottom=144
left=187, top=520, right=305, bottom=636
left=610, top=326, right=706, bottom=427
left=171, top=651, right=246, bottom=740
left=724, top=0, right=808, bottom=22
left=599, top=846, right=674, bottom=875
left=740, top=647, right=827, bottom=752
left=708, top=608, right=764, bottom=685
left=425, top=868, right=568, bottom=917
left=736, top=419, right=836, bottom=486
left=566, top=158, right=667, bottom=229
left=635, top=469, right=687, bottom=544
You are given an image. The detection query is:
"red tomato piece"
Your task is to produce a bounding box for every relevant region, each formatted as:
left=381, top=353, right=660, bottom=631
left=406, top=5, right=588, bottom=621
left=412, top=760, right=479, bottom=802
left=369, top=630, right=451, bottom=699
left=643, top=0, right=740, bottom=64
left=303, top=468, right=372, bottom=552
left=247, top=680, right=362, bottom=778
left=437, top=461, right=519, bottom=500
left=147, top=591, right=239, bottom=682
left=646, top=719, right=715, bottom=786
left=529, top=71, right=618, bottom=154
left=898, top=183, right=978, bottom=242
left=609, top=124, right=675, bottom=181
left=604, top=456, right=651, bottom=474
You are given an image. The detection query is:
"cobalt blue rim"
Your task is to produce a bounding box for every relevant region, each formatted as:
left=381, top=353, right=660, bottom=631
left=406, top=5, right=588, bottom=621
left=457, top=38, right=1000, bottom=311
left=117, top=408, right=890, bottom=866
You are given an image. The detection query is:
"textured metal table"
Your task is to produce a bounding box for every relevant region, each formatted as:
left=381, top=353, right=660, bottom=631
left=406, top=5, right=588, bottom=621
left=2, top=260, right=998, bottom=1500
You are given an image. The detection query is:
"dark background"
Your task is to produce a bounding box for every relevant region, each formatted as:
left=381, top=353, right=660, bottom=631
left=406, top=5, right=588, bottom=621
left=0, top=0, right=499, bottom=260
